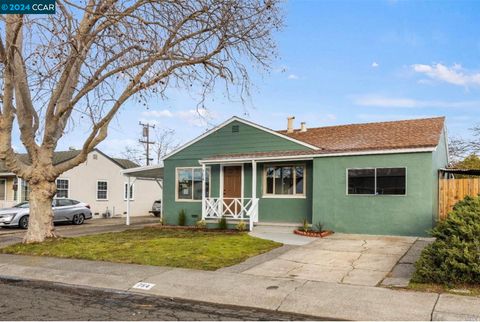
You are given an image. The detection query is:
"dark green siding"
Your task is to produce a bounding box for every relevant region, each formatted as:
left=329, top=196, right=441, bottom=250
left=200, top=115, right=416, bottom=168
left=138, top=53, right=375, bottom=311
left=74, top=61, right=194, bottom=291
left=162, top=118, right=447, bottom=236
left=163, top=120, right=313, bottom=225
left=168, top=120, right=311, bottom=160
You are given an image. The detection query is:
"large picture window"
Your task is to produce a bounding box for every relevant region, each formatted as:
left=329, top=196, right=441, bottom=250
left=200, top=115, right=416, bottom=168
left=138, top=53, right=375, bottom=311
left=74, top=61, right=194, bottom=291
left=56, top=179, right=69, bottom=198
left=264, top=165, right=305, bottom=196
left=347, top=168, right=406, bottom=195
left=176, top=167, right=210, bottom=201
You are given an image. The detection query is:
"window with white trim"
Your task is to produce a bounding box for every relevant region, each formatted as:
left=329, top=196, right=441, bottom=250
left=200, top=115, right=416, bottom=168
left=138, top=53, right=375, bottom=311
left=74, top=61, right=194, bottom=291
left=347, top=168, right=406, bottom=195
left=97, top=181, right=108, bottom=200
left=264, top=165, right=305, bottom=196
left=176, top=167, right=210, bottom=201
left=56, top=179, right=69, bottom=198
left=124, top=182, right=134, bottom=200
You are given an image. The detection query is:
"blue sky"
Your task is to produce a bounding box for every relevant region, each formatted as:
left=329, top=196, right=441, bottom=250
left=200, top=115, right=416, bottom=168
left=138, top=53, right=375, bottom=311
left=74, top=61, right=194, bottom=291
left=55, top=0, right=480, bottom=158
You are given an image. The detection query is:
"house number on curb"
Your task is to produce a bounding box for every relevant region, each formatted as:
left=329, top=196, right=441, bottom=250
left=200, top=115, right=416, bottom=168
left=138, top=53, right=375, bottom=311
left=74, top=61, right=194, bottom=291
left=132, top=282, right=156, bottom=290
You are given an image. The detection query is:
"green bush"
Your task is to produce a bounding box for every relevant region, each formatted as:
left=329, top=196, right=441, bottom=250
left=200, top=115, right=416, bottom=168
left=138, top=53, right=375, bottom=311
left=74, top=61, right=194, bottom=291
left=412, top=195, right=480, bottom=285
left=195, top=219, right=207, bottom=229
left=218, top=216, right=228, bottom=230
left=236, top=220, right=247, bottom=231
left=178, top=209, right=186, bottom=226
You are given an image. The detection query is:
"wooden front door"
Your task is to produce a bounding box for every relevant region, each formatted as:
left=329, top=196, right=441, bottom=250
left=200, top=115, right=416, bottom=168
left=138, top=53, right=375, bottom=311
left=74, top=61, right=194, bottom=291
left=223, top=166, right=242, bottom=215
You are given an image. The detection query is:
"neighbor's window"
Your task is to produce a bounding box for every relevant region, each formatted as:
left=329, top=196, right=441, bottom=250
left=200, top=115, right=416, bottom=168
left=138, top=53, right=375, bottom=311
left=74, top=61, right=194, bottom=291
left=124, top=182, right=134, bottom=200
left=0, top=179, right=5, bottom=201
left=265, top=165, right=305, bottom=196
left=347, top=168, right=406, bottom=195
left=56, top=179, right=69, bottom=198
left=176, top=167, right=210, bottom=201
left=97, top=181, right=108, bottom=200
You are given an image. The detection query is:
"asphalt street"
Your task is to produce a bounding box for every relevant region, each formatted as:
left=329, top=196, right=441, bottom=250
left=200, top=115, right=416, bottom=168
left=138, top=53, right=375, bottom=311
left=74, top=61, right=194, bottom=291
left=0, top=279, right=316, bottom=321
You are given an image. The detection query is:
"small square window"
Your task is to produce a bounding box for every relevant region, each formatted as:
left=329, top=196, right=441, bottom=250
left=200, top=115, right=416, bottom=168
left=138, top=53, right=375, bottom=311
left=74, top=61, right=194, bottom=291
left=232, top=125, right=239, bottom=133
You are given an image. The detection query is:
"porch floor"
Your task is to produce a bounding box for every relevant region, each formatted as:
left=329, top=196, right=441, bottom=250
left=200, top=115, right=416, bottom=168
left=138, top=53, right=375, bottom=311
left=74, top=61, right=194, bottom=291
left=249, top=223, right=314, bottom=246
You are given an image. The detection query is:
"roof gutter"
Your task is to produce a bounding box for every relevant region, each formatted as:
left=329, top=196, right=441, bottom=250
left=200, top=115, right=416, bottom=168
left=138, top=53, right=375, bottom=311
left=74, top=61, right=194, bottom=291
left=199, top=147, right=436, bottom=164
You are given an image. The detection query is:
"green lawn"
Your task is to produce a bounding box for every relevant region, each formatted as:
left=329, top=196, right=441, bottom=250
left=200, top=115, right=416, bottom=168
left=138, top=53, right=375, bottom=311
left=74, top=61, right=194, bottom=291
left=1, top=228, right=281, bottom=270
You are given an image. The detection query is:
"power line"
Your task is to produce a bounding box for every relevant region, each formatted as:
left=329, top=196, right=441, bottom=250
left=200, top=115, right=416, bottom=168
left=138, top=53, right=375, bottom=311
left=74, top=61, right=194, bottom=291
left=139, top=121, right=156, bottom=166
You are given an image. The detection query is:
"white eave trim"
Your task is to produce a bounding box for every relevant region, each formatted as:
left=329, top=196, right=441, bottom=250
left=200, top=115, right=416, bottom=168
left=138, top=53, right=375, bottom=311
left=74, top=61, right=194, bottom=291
left=199, top=147, right=436, bottom=164
left=121, top=164, right=164, bottom=175
left=162, top=116, right=319, bottom=160
left=0, top=172, right=16, bottom=176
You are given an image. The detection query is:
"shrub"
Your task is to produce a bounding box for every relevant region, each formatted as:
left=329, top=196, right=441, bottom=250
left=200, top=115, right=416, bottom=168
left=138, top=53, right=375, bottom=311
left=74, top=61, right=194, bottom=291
left=178, top=209, right=186, bottom=226
left=299, top=218, right=309, bottom=232
left=195, top=220, right=207, bottom=229
left=315, top=221, right=324, bottom=232
left=218, top=216, right=228, bottom=230
left=236, top=220, right=247, bottom=231
left=412, top=195, right=480, bottom=285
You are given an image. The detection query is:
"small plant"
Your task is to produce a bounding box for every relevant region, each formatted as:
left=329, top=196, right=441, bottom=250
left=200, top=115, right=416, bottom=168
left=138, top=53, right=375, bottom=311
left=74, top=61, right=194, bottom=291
left=196, top=219, right=207, bottom=229
left=299, top=218, right=309, bottom=232
left=178, top=209, right=186, bottom=226
left=218, top=216, right=228, bottom=230
left=236, top=220, right=247, bottom=231
left=315, top=221, right=324, bottom=232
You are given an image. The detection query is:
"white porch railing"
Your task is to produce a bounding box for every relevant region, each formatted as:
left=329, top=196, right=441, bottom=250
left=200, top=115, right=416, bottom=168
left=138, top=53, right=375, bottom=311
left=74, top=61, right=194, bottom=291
left=203, top=197, right=259, bottom=231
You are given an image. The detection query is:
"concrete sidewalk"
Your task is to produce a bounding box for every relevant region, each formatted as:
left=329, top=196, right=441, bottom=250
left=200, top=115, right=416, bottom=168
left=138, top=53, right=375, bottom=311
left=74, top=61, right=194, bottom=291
left=0, top=254, right=478, bottom=321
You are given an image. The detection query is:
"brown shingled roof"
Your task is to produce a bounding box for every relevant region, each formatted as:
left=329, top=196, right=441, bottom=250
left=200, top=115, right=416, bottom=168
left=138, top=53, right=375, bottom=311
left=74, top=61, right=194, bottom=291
left=277, top=117, right=445, bottom=151
left=202, top=117, right=445, bottom=161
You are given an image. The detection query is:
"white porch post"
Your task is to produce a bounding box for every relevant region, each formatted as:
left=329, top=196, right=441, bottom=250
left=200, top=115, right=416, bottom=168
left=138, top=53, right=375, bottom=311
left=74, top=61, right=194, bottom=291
left=17, top=177, right=22, bottom=203
left=201, top=163, right=206, bottom=220
left=251, top=161, right=257, bottom=200
left=251, top=160, right=257, bottom=230
left=126, top=176, right=131, bottom=226
left=156, top=179, right=164, bottom=220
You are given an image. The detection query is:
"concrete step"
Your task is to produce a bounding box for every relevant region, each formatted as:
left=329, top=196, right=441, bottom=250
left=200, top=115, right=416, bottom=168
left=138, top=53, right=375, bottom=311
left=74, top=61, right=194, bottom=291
left=253, top=222, right=299, bottom=234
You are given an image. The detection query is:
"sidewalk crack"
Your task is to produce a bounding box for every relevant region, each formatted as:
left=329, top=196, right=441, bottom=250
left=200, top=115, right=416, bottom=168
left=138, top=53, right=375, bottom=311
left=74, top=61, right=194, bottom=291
left=430, top=293, right=440, bottom=321
left=340, top=239, right=367, bottom=283
left=275, top=280, right=308, bottom=311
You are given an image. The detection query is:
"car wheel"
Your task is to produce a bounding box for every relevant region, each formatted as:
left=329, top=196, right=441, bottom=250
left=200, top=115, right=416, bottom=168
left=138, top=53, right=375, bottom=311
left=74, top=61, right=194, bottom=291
left=153, top=211, right=160, bottom=217
left=18, top=216, right=29, bottom=229
left=72, top=214, right=85, bottom=225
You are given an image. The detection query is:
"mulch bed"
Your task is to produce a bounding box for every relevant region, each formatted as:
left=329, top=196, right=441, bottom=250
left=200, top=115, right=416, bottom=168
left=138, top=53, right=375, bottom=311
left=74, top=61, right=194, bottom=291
left=293, top=229, right=334, bottom=238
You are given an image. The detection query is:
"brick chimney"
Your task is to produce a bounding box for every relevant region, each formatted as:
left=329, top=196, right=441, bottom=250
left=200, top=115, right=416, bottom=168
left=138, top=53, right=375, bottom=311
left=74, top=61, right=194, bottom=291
left=287, top=116, right=295, bottom=133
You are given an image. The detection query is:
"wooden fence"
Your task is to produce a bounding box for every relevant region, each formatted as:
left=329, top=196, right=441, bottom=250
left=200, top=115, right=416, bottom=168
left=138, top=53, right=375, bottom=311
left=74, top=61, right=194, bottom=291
left=438, top=178, right=480, bottom=220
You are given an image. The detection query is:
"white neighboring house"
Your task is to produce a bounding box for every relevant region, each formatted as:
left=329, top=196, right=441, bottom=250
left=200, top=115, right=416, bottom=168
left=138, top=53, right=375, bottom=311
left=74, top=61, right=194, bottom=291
left=0, top=149, right=162, bottom=218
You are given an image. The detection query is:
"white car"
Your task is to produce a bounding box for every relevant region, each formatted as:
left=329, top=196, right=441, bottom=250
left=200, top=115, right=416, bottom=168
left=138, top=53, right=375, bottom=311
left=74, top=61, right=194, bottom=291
left=0, top=199, right=93, bottom=229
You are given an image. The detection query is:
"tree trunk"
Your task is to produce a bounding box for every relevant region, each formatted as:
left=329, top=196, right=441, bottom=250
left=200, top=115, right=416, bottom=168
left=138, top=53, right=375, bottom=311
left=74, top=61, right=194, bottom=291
left=23, top=180, right=57, bottom=244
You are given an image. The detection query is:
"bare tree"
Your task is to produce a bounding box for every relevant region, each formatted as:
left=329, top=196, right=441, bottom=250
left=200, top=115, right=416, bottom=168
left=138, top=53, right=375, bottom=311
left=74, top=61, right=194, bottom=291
left=121, top=145, right=145, bottom=166
left=151, top=128, right=179, bottom=164
left=0, top=0, right=282, bottom=243
left=121, top=127, right=178, bottom=165
left=448, top=126, right=480, bottom=163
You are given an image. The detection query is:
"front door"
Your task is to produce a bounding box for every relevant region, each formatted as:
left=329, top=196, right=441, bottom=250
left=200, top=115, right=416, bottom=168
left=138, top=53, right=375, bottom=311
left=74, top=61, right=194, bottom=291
left=223, top=166, right=242, bottom=215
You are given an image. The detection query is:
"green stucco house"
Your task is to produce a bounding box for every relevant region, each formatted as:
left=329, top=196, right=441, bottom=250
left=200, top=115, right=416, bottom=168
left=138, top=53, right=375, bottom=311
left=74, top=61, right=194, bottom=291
left=161, top=116, right=448, bottom=236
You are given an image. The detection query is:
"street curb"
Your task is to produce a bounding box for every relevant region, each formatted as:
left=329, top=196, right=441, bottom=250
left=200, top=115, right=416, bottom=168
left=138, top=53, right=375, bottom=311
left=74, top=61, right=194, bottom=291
left=0, top=276, right=341, bottom=321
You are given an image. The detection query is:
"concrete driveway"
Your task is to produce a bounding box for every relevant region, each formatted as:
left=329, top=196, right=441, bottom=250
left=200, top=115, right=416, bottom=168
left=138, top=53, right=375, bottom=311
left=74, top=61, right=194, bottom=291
left=0, top=216, right=160, bottom=247
left=243, top=233, right=418, bottom=287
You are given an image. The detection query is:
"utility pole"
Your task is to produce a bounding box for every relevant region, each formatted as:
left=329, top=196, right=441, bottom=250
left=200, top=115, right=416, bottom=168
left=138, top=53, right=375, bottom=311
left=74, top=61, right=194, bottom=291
left=139, top=121, right=155, bottom=165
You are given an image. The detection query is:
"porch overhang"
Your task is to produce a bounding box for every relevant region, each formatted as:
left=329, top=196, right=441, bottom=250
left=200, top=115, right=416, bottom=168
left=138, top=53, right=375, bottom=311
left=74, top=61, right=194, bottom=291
left=120, top=164, right=164, bottom=225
